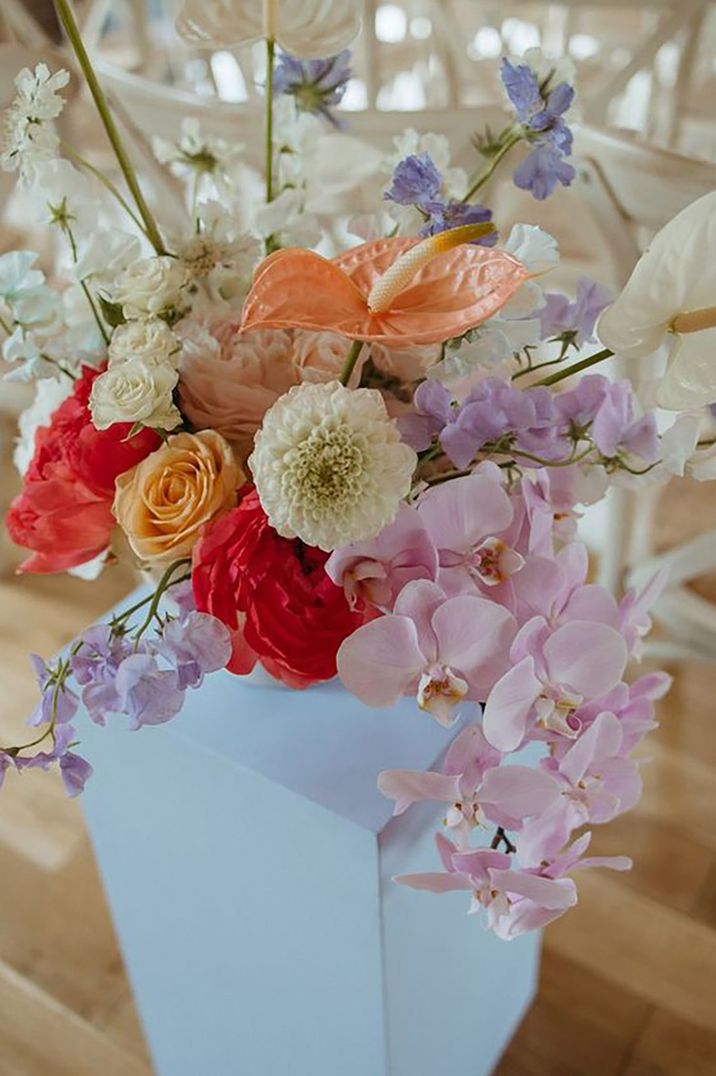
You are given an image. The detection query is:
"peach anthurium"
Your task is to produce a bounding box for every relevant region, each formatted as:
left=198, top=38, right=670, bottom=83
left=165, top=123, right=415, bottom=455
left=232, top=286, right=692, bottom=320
left=239, top=224, right=531, bottom=347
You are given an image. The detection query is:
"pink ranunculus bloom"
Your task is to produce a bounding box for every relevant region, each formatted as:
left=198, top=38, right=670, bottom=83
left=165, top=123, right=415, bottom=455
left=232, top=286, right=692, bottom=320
left=542, top=710, right=642, bottom=824
left=379, top=721, right=559, bottom=844
left=336, top=579, right=517, bottom=726
left=482, top=615, right=628, bottom=751
left=325, top=503, right=438, bottom=612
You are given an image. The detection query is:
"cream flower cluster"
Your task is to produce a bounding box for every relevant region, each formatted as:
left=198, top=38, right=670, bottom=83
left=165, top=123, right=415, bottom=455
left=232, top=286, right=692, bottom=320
left=112, top=256, right=190, bottom=321
left=249, top=381, right=417, bottom=551
left=0, top=64, right=69, bottom=180
left=90, top=317, right=182, bottom=432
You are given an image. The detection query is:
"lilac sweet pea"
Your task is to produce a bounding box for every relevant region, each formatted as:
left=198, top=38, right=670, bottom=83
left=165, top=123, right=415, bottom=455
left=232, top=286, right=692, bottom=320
left=337, top=579, right=517, bottom=726
left=28, top=655, right=79, bottom=728
left=540, top=278, right=613, bottom=346
left=114, top=653, right=185, bottom=729
left=591, top=381, right=660, bottom=465
left=158, top=611, right=232, bottom=689
left=71, top=625, right=133, bottom=726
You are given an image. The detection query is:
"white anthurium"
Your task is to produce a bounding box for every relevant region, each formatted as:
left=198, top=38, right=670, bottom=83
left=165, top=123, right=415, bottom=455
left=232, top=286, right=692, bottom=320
left=598, top=190, right=716, bottom=411
left=176, top=0, right=361, bottom=59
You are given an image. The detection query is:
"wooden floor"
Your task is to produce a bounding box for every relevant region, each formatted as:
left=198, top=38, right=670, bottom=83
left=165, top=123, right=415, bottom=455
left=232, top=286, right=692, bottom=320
left=0, top=485, right=715, bottom=1075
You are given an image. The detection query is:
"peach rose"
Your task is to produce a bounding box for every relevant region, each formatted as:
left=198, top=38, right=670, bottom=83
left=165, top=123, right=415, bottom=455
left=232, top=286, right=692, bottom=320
left=114, top=429, right=241, bottom=564
left=178, top=325, right=298, bottom=461
left=291, top=330, right=350, bottom=383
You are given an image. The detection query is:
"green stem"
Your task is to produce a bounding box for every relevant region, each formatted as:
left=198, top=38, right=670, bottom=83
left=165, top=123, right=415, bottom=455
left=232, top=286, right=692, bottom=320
left=536, top=348, right=614, bottom=387
left=61, top=141, right=149, bottom=236
left=265, top=37, right=275, bottom=204
left=132, top=560, right=192, bottom=644
left=80, top=280, right=110, bottom=345
left=0, top=312, right=11, bottom=335
left=463, top=132, right=522, bottom=203
left=339, top=339, right=364, bottom=386
left=53, top=0, right=166, bottom=254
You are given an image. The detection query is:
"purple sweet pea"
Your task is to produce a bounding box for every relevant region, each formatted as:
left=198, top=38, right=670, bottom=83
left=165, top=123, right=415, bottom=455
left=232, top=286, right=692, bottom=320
left=540, top=278, right=613, bottom=346
left=59, top=751, right=93, bottom=798
left=591, top=381, right=660, bottom=464
left=554, top=374, right=609, bottom=427
left=28, top=655, right=79, bottom=728
left=71, top=625, right=133, bottom=727
left=513, top=143, right=575, bottom=202
left=397, top=379, right=455, bottom=452
left=384, top=152, right=443, bottom=207
left=158, top=611, right=232, bottom=689
left=115, top=653, right=185, bottom=729
left=273, top=49, right=352, bottom=125
left=501, top=59, right=544, bottom=125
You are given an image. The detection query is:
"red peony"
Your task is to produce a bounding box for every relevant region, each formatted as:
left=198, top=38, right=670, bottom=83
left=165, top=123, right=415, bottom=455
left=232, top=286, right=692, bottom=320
left=6, top=365, right=160, bottom=574
left=192, top=488, right=365, bottom=688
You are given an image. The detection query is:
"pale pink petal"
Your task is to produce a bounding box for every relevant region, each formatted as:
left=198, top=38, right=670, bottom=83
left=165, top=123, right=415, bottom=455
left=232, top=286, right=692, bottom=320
left=395, top=872, right=473, bottom=892
left=480, top=765, right=561, bottom=828
left=444, top=722, right=503, bottom=778
left=432, top=596, right=516, bottom=696
left=559, top=710, right=624, bottom=785
left=489, top=869, right=578, bottom=910
left=451, top=848, right=512, bottom=881
left=336, top=615, right=425, bottom=707
left=377, top=769, right=460, bottom=815
left=572, top=855, right=632, bottom=872
left=482, top=656, right=542, bottom=752
left=543, top=621, right=627, bottom=699
left=562, top=584, right=620, bottom=628
left=393, top=579, right=446, bottom=663
left=417, top=474, right=514, bottom=555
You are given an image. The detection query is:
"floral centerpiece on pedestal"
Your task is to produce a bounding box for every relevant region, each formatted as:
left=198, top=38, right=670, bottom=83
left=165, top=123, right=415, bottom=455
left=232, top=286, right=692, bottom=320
left=2, top=0, right=716, bottom=940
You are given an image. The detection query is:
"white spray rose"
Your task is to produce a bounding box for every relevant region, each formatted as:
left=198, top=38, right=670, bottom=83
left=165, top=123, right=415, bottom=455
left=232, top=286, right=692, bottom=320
left=90, top=358, right=180, bottom=431
left=112, top=256, right=190, bottom=321
left=109, top=318, right=179, bottom=369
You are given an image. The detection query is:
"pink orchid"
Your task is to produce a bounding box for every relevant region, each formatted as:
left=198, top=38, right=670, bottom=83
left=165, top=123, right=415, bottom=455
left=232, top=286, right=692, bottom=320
left=558, top=669, right=669, bottom=755
left=416, top=473, right=526, bottom=599
left=379, top=723, right=560, bottom=841
left=325, top=503, right=438, bottom=612
left=397, top=833, right=578, bottom=938
left=518, top=808, right=632, bottom=879
left=509, top=542, right=589, bottom=626
left=542, top=711, right=642, bottom=824
left=336, top=579, right=516, bottom=725
left=482, top=615, right=628, bottom=751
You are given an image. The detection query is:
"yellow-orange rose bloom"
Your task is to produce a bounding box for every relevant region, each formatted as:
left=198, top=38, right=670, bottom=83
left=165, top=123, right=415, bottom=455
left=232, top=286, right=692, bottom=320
left=114, top=429, right=241, bottom=563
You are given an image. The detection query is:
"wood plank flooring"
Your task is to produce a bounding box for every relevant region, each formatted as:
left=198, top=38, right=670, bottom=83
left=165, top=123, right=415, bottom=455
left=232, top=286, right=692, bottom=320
left=0, top=485, right=715, bottom=1075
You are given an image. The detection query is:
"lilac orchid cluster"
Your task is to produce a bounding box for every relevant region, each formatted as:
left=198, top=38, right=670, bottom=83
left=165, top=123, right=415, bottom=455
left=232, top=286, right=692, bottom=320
left=326, top=464, right=669, bottom=937
left=0, top=574, right=231, bottom=795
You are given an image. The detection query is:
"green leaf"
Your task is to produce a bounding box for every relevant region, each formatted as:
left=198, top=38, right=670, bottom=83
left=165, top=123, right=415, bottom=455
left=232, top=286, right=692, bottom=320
left=98, top=294, right=125, bottom=329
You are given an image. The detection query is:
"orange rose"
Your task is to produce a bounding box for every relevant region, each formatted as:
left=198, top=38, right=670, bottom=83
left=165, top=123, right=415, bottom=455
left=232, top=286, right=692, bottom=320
left=114, top=429, right=241, bottom=564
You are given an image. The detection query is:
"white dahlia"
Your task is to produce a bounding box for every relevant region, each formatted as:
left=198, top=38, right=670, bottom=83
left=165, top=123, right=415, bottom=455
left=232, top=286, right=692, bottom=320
left=249, top=381, right=417, bottom=552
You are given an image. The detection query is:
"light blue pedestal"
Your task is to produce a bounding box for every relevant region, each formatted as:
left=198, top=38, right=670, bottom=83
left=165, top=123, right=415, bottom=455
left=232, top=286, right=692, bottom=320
left=78, top=605, right=540, bottom=1076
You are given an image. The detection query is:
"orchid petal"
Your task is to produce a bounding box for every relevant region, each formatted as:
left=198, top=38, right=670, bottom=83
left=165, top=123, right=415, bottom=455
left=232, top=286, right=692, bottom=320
left=336, top=615, right=425, bottom=707
left=482, top=656, right=541, bottom=751
left=489, top=869, right=578, bottom=909
left=417, top=474, right=514, bottom=555
left=431, top=596, right=515, bottom=696
left=559, top=710, right=624, bottom=785
left=395, top=872, right=473, bottom=893
left=543, top=621, right=627, bottom=699
left=377, top=769, right=460, bottom=815
left=480, top=765, right=560, bottom=827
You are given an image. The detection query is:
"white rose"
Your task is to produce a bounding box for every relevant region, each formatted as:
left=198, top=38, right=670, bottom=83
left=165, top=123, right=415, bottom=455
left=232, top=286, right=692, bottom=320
left=90, top=358, right=181, bottom=431
left=109, top=318, right=179, bottom=369
left=112, top=256, right=190, bottom=321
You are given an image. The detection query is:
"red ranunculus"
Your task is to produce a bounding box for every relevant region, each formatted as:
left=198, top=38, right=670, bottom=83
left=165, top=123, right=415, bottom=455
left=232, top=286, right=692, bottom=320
left=6, top=365, right=160, bottom=574
left=192, top=488, right=365, bottom=688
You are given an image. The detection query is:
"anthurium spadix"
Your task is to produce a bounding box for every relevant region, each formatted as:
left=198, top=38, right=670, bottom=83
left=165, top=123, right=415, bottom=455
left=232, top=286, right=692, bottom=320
left=598, top=190, right=716, bottom=410
left=177, top=0, right=361, bottom=58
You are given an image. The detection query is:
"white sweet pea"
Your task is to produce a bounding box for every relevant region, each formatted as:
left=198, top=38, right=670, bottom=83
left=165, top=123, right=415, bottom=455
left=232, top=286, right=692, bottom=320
left=2, top=327, right=54, bottom=382
left=598, top=191, right=716, bottom=410
left=177, top=0, right=361, bottom=58
left=108, top=319, right=179, bottom=369
left=252, top=188, right=321, bottom=250
left=504, top=224, right=559, bottom=274
left=90, top=358, right=181, bottom=431
left=74, top=229, right=141, bottom=284
left=112, top=256, right=190, bottom=321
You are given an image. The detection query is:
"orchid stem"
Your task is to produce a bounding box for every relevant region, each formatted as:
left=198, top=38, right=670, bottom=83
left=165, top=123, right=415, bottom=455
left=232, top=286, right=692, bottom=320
left=53, top=0, right=166, bottom=255
left=265, top=37, right=275, bottom=205
left=536, top=347, right=614, bottom=386
left=339, top=340, right=364, bottom=386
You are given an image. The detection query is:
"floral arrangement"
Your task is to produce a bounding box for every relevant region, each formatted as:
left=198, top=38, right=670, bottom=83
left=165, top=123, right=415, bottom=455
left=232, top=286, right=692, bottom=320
left=2, top=0, right=716, bottom=941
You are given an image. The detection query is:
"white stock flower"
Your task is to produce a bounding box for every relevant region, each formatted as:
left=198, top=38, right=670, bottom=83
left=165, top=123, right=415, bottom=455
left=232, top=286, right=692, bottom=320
left=112, top=256, right=190, bottom=321
left=89, top=358, right=180, bottom=431
left=598, top=190, right=716, bottom=410
left=249, top=380, right=417, bottom=551
left=108, top=318, right=179, bottom=369
left=177, top=0, right=361, bottom=59
left=0, top=64, right=69, bottom=179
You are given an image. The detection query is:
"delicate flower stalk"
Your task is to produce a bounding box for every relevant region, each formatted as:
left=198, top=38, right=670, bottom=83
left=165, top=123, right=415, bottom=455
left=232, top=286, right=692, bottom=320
left=53, top=0, right=166, bottom=254
left=367, top=222, right=496, bottom=314
left=671, top=305, right=716, bottom=334
left=265, top=37, right=275, bottom=205
left=536, top=347, right=614, bottom=386
left=339, top=339, right=363, bottom=385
